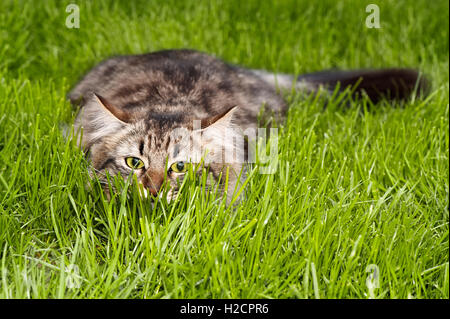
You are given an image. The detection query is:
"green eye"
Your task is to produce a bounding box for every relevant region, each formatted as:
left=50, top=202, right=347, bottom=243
left=170, top=161, right=190, bottom=173
left=125, top=157, right=145, bottom=169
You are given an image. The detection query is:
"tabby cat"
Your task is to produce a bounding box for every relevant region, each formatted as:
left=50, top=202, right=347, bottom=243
left=68, top=49, right=427, bottom=201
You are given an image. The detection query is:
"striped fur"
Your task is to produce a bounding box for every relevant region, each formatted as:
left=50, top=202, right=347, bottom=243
left=69, top=49, right=428, bottom=201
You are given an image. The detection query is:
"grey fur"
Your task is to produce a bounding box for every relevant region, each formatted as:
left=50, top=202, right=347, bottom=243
left=68, top=49, right=427, bottom=200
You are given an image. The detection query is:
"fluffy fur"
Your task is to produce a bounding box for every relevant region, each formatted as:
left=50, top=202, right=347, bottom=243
left=68, top=49, right=428, bottom=201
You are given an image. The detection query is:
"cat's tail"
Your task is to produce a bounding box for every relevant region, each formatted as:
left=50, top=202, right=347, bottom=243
left=252, top=68, right=430, bottom=103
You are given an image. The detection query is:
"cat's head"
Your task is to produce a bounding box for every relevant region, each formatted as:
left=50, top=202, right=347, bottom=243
left=73, top=93, right=244, bottom=201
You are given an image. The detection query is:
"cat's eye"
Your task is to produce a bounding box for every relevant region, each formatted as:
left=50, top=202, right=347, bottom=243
left=170, top=161, right=190, bottom=173
left=125, top=157, right=145, bottom=169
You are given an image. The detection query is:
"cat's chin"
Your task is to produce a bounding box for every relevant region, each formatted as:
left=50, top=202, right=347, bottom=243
left=139, top=187, right=179, bottom=203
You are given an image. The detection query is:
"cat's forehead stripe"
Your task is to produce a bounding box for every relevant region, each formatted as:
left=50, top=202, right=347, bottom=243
left=165, top=135, right=171, bottom=149
left=139, top=140, right=144, bottom=155
left=145, top=133, right=171, bottom=151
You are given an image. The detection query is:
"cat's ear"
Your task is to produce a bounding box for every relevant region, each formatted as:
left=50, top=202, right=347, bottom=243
left=200, top=106, right=238, bottom=130
left=73, top=93, right=131, bottom=149
left=93, top=93, right=131, bottom=123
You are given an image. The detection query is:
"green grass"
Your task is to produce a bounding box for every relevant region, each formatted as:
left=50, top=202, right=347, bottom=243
left=0, top=0, right=448, bottom=299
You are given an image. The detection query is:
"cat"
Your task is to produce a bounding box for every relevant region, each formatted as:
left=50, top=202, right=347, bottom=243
left=68, top=49, right=428, bottom=202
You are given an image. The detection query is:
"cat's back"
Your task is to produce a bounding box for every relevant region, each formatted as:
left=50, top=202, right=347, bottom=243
left=68, top=49, right=236, bottom=107
left=69, top=49, right=286, bottom=130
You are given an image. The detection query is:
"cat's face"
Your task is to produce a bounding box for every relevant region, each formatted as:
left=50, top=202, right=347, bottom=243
left=87, top=119, right=203, bottom=199
left=74, top=94, right=243, bottom=201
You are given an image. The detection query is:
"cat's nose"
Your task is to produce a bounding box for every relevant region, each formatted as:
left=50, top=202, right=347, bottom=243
left=148, top=186, right=159, bottom=196
left=144, top=170, right=164, bottom=196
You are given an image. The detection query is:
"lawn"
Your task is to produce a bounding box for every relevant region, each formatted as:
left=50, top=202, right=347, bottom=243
left=0, top=0, right=448, bottom=299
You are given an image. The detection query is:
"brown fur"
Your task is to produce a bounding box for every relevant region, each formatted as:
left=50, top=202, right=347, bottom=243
left=68, top=49, right=428, bottom=201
